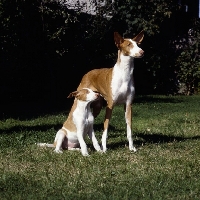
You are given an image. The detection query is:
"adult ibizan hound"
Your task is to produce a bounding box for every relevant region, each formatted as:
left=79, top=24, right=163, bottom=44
left=77, top=31, right=144, bottom=152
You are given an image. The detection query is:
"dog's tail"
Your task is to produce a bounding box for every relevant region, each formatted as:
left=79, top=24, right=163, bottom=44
left=36, top=143, right=55, bottom=148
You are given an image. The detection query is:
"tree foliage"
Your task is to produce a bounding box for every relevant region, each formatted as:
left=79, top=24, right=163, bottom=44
left=175, top=19, right=200, bottom=95
left=110, top=0, right=200, bottom=95
left=112, top=0, right=176, bottom=36
left=0, top=0, right=199, bottom=105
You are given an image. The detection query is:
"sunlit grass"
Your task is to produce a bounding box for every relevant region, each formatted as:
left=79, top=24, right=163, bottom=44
left=0, top=95, right=200, bottom=199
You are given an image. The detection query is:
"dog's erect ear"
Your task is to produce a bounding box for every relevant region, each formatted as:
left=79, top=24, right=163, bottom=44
left=67, top=91, right=79, bottom=98
left=114, top=32, right=124, bottom=47
left=133, top=30, right=144, bottom=44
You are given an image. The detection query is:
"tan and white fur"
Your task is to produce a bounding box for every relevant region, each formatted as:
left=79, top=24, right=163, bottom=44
left=37, top=88, right=102, bottom=156
left=77, top=31, right=144, bottom=152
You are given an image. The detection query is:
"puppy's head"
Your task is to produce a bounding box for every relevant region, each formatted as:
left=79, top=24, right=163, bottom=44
left=67, top=88, right=100, bottom=102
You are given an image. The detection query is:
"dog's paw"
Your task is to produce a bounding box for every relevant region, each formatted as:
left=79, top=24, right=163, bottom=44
left=100, top=146, right=107, bottom=153
left=54, top=149, right=63, bottom=154
left=130, top=146, right=137, bottom=152
left=97, top=149, right=104, bottom=154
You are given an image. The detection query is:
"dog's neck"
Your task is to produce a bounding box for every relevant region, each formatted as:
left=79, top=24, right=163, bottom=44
left=116, top=50, right=134, bottom=74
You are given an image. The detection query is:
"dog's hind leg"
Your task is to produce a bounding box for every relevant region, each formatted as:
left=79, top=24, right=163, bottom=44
left=124, top=104, right=136, bottom=152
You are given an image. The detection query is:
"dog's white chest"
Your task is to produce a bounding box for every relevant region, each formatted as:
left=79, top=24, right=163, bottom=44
left=111, top=65, right=135, bottom=104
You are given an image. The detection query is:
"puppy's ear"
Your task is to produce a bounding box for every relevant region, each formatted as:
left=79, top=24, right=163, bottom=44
left=93, top=90, right=99, bottom=94
left=114, top=32, right=124, bottom=48
left=67, top=91, right=79, bottom=98
left=133, top=30, right=144, bottom=44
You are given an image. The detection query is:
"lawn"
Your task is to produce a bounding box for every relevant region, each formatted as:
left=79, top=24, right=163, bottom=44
left=0, top=95, right=200, bottom=200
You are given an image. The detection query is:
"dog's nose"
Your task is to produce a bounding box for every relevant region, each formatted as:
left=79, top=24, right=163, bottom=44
left=139, top=50, right=144, bottom=55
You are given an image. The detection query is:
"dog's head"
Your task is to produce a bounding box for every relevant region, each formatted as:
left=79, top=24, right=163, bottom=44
left=67, top=88, right=100, bottom=102
left=114, top=30, right=144, bottom=58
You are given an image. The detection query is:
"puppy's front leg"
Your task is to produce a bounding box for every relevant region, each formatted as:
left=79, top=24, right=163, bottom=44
left=77, top=130, right=89, bottom=156
left=88, top=127, right=102, bottom=153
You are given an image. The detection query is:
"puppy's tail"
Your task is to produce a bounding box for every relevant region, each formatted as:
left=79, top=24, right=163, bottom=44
left=36, top=143, right=55, bottom=148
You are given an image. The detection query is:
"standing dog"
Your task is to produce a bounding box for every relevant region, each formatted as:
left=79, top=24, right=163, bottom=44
left=37, top=88, right=102, bottom=156
left=77, top=31, right=144, bottom=152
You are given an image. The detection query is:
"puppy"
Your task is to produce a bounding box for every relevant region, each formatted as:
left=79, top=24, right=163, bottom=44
left=37, top=88, right=102, bottom=156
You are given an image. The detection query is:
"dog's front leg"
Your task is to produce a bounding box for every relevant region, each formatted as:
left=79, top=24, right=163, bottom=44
left=125, top=104, right=137, bottom=152
left=77, top=129, right=89, bottom=156
left=102, top=106, right=113, bottom=152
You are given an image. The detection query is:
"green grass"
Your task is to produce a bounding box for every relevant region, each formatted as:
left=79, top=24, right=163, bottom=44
left=0, top=95, right=200, bottom=200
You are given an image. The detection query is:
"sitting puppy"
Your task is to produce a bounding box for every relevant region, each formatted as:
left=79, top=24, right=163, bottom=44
left=37, top=88, right=102, bottom=156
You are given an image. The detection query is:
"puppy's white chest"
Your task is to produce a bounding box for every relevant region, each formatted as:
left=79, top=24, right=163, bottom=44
left=73, top=108, right=94, bottom=130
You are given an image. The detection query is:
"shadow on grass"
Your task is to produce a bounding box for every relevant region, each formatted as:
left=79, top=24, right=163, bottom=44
left=0, top=123, right=119, bottom=136
left=101, top=133, right=200, bottom=150
left=0, top=124, right=61, bottom=134
left=0, top=172, right=45, bottom=199
left=94, top=123, right=122, bottom=132
left=135, top=133, right=200, bottom=144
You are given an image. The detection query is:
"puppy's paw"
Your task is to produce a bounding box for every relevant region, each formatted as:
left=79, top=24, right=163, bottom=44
left=54, top=149, right=63, bottom=154
left=36, top=143, right=46, bottom=147
left=68, top=147, right=80, bottom=151
left=82, top=152, right=90, bottom=157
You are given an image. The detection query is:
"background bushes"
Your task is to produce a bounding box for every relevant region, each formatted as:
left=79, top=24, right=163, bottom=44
left=0, top=0, right=199, bottom=107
